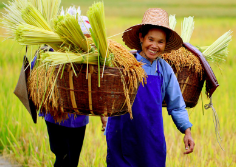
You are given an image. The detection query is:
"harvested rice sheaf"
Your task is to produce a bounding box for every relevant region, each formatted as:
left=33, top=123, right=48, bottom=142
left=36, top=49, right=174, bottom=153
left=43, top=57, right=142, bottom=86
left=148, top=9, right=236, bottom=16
left=161, top=46, right=203, bottom=79
left=108, top=39, right=147, bottom=118
left=108, top=39, right=146, bottom=87
left=27, top=65, right=69, bottom=122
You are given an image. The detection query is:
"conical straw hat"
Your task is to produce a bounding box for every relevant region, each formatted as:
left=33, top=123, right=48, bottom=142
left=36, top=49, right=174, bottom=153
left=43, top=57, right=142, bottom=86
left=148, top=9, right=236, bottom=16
left=122, top=8, right=183, bottom=53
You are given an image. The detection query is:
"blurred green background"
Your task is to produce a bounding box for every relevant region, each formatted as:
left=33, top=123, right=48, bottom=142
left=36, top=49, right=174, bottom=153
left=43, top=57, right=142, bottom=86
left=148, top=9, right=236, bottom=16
left=1, top=0, right=236, bottom=17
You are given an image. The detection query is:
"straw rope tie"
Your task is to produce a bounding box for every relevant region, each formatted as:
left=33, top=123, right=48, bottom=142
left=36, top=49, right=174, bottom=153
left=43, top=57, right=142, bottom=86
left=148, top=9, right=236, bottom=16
left=204, top=97, right=224, bottom=151
left=181, top=76, right=190, bottom=94
left=88, top=65, right=94, bottom=115
left=67, top=65, right=80, bottom=114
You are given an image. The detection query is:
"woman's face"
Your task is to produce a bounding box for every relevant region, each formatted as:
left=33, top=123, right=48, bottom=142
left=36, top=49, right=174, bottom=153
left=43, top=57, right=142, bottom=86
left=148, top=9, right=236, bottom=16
left=139, top=28, right=166, bottom=63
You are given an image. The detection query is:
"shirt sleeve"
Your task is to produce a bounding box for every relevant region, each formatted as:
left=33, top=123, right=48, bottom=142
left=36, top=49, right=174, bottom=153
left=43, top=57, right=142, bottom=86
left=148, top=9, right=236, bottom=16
left=162, top=60, right=193, bottom=134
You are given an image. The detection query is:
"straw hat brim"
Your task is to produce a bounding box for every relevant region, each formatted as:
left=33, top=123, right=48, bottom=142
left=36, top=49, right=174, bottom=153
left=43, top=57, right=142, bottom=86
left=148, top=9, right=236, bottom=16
left=122, top=24, right=183, bottom=53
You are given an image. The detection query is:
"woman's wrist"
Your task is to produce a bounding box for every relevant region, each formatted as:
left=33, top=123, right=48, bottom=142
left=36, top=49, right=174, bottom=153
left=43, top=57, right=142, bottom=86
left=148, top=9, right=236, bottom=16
left=184, top=128, right=191, bottom=135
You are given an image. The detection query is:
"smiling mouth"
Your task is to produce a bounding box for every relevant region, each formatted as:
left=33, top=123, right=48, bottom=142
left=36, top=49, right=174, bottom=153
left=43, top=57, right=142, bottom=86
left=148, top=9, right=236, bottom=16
left=149, top=50, right=158, bottom=54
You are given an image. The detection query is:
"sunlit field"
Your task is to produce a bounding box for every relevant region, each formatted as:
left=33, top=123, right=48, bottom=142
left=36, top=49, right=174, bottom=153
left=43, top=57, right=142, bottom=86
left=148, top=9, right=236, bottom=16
left=0, top=0, right=236, bottom=166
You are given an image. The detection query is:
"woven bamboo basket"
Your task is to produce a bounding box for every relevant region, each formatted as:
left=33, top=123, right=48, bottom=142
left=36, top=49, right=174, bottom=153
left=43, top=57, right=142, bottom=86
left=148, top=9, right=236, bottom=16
left=54, top=64, right=138, bottom=116
left=176, top=67, right=204, bottom=108
left=162, top=46, right=205, bottom=108
left=162, top=66, right=205, bottom=108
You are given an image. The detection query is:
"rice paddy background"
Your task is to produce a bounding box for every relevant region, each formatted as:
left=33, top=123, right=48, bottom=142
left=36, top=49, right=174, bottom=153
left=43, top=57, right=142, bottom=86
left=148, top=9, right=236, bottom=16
left=0, top=0, right=236, bottom=166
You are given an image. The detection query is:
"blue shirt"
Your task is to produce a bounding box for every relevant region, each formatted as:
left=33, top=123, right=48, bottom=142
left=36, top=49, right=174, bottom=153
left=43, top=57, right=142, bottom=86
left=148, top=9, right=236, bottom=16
left=105, top=51, right=192, bottom=134
left=136, top=51, right=192, bottom=133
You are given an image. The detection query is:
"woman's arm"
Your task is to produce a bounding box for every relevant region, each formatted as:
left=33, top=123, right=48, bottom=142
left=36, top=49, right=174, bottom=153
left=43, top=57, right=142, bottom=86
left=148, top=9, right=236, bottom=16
left=162, top=60, right=192, bottom=133
left=161, top=59, right=195, bottom=154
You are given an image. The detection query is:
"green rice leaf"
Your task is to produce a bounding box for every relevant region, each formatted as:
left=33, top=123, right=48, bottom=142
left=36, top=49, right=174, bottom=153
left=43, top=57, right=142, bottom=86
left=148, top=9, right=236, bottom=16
left=41, top=51, right=98, bottom=65
left=1, top=0, right=28, bottom=38
left=21, top=3, right=52, bottom=31
left=200, top=30, right=232, bottom=63
left=15, top=24, right=63, bottom=45
left=54, top=14, right=90, bottom=52
left=169, top=14, right=177, bottom=30
left=87, top=2, right=109, bottom=58
left=181, top=16, right=194, bottom=43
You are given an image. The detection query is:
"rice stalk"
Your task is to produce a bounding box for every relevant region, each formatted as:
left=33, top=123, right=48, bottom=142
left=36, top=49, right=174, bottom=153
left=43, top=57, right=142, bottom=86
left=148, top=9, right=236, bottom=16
left=108, top=39, right=146, bottom=87
left=108, top=39, right=147, bottom=118
left=1, top=0, right=28, bottom=38
left=15, top=24, right=63, bottom=45
left=181, top=16, right=194, bottom=43
left=54, top=14, right=91, bottom=52
left=87, top=2, right=109, bottom=59
left=21, top=3, right=52, bottom=31
left=41, top=0, right=61, bottom=27
left=169, top=14, right=177, bottom=30
left=24, top=0, right=61, bottom=27
left=41, top=51, right=98, bottom=65
left=162, top=46, right=203, bottom=79
left=200, top=30, right=232, bottom=63
left=27, top=64, right=68, bottom=122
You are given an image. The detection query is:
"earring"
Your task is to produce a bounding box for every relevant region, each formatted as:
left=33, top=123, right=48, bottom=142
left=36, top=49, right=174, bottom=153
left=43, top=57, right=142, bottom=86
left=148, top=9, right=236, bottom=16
left=140, top=42, right=143, bottom=47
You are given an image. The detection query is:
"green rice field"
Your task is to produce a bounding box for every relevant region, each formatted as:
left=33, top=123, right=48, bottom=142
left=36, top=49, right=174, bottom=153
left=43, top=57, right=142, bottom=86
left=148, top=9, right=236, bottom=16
left=0, top=0, right=236, bottom=166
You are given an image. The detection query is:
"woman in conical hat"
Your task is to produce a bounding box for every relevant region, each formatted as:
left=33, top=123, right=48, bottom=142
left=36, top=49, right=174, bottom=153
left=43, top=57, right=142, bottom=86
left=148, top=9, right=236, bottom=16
left=106, top=8, right=195, bottom=166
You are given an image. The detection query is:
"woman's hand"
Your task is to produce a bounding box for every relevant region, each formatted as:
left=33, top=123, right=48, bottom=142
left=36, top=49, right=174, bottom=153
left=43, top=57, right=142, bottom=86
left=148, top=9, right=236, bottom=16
left=183, top=128, right=195, bottom=154
left=101, top=116, right=108, bottom=132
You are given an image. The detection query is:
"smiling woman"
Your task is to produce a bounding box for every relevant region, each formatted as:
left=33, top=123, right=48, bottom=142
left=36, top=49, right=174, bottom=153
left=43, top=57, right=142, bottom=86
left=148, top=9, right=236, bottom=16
left=105, top=8, right=194, bottom=167
left=139, top=26, right=167, bottom=63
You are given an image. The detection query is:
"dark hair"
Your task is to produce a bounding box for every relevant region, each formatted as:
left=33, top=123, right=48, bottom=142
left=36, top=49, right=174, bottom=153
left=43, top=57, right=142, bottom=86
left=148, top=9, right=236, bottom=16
left=139, top=25, right=170, bottom=41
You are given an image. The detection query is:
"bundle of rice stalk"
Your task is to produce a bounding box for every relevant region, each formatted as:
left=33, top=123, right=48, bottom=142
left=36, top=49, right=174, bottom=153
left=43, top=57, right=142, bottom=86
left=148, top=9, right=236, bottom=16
left=198, top=30, right=232, bottom=63
left=87, top=2, right=109, bottom=60
left=108, top=39, right=147, bottom=117
left=21, top=3, right=52, bottom=31
left=108, top=39, right=146, bottom=89
left=54, top=14, right=91, bottom=52
left=15, top=24, right=63, bottom=46
left=41, top=51, right=98, bottom=65
left=162, top=47, right=203, bottom=75
left=27, top=65, right=69, bottom=122
left=30, top=0, right=61, bottom=27
left=1, top=0, right=27, bottom=38
left=2, top=0, right=60, bottom=38
left=199, top=46, right=228, bottom=63
left=169, top=14, right=177, bottom=30
left=181, top=16, right=194, bottom=43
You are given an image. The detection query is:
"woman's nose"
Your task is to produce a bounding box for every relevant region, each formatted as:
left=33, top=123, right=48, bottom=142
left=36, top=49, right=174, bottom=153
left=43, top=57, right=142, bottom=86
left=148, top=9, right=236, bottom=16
left=151, top=43, right=159, bottom=49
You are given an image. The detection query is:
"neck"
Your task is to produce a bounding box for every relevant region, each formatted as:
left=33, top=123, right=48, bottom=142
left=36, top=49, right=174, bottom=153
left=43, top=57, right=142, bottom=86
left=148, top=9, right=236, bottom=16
left=140, top=51, right=154, bottom=64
